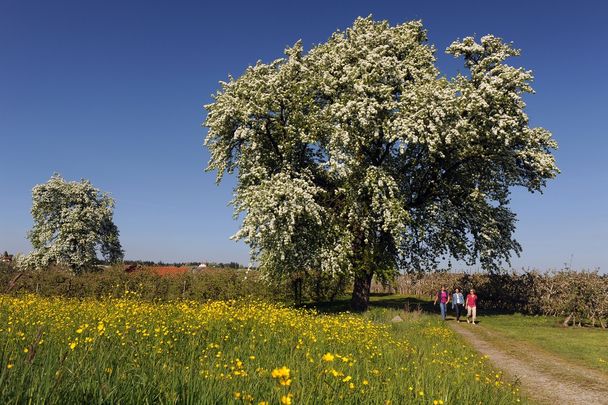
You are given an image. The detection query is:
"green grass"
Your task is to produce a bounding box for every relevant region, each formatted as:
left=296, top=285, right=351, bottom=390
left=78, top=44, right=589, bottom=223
left=308, top=293, right=608, bottom=376
left=478, top=313, right=608, bottom=374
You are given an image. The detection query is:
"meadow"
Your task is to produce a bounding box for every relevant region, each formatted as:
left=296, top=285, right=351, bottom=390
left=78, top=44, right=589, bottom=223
left=0, top=293, right=524, bottom=404
left=478, top=313, right=608, bottom=374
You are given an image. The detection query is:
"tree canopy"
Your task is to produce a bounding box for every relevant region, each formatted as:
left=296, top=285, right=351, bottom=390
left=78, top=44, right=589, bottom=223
left=204, top=17, right=559, bottom=310
left=21, top=174, right=124, bottom=273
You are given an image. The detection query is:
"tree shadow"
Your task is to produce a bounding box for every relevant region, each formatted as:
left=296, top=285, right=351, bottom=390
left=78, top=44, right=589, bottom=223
left=303, top=293, right=436, bottom=314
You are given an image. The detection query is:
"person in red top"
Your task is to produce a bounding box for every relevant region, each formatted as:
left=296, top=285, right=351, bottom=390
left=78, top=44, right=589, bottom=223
left=433, top=285, right=450, bottom=321
left=465, top=289, right=478, bottom=324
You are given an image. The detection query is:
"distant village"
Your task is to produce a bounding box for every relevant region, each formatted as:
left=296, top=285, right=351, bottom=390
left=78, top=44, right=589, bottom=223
left=0, top=252, right=244, bottom=271
left=122, top=260, right=243, bottom=269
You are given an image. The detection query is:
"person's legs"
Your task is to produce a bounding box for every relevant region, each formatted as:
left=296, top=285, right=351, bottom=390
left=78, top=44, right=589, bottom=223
left=440, top=302, right=446, bottom=320
left=455, top=304, right=461, bottom=321
left=466, top=306, right=471, bottom=323
left=471, top=306, right=477, bottom=324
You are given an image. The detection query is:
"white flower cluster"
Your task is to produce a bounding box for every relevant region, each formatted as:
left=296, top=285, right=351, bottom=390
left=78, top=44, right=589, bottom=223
left=204, top=17, right=558, bottom=280
left=20, top=174, right=124, bottom=273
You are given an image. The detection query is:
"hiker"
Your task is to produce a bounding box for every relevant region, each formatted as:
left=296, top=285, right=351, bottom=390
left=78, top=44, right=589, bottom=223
left=466, top=288, right=478, bottom=324
left=433, top=285, right=450, bottom=321
left=452, top=287, right=465, bottom=322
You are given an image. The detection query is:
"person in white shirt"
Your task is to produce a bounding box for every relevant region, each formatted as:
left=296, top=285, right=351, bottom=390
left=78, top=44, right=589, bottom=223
left=452, top=287, right=465, bottom=322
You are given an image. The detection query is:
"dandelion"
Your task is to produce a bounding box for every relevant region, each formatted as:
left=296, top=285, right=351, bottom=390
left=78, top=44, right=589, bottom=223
left=271, top=366, right=291, bottom=386
left=322, top=353, right=335, bottom=362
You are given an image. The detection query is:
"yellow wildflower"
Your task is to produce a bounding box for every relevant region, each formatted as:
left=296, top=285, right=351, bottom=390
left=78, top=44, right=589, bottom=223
left=271, top=366, right=291, bottom=386
left=321, top=353, right=335, bottom=362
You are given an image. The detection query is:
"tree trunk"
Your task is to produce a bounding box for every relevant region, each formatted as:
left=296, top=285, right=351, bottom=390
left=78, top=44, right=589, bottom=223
left=292, top=277, right=303, bottom=306
left=351, top=270, right=373, bottom=312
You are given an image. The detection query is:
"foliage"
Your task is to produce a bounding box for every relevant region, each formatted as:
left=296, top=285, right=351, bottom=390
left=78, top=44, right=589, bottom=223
left=204, top=17, right=558, bottom=310
left=20, top=174, right=123, bottom=273
left=0, top=294, right=525, bottom=404
left=280, top=268, right=350, bottom=305
left=206, top=261, right=244, bottom=269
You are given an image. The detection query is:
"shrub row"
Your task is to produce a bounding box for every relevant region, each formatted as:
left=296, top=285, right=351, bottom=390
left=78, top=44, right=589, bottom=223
left=0, top=265, right=287, bottom=302
left=372, top=270, right=608, bottom=327
left=0, top=263, right=353, bottom=304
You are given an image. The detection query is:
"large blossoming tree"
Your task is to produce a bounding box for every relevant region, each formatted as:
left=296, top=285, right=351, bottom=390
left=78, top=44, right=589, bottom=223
left=21, top=174, right=124, bottom=273
left=204, top=18, right=558, bottom=311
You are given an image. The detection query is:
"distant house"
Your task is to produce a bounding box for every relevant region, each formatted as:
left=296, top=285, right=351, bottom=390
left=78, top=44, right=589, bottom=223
left=197, top=263, right=207, bottom=269
left=124, top=264, right=138, bottom=273
left=1, top=252, right=13, bottom=263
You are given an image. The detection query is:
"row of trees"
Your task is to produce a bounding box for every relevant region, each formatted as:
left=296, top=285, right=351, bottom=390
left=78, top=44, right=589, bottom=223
left=372, top=270, right=608, bottom=327
left=122, top=261, right=243, bottom=268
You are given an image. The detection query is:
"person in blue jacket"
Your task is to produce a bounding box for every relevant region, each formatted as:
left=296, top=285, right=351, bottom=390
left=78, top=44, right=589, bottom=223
left=452, top=287, right=465, bottom=322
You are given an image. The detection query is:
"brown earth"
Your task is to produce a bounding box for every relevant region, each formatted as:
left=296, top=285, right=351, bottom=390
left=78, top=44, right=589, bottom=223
left=450, top=322, right=608, bottom=405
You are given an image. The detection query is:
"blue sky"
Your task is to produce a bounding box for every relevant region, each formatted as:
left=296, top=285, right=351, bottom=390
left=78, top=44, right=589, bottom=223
left=1, top=0, right=606, bottom=270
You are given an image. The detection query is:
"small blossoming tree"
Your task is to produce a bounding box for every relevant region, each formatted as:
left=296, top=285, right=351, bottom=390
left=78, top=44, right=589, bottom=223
left=204, top=17, right=558, bottom=311
left=21, top=174, right=124, bottom=273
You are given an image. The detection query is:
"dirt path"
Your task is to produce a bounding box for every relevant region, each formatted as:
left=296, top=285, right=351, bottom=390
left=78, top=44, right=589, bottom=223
left=450, top=322, right=608, bottom=405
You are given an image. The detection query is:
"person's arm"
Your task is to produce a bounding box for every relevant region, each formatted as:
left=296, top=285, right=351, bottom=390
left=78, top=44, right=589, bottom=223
left=433, top=292, right=438, bottom=305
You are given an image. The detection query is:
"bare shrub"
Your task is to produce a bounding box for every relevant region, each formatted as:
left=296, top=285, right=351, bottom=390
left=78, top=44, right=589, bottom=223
left=372, top=270, right=608, bottom=327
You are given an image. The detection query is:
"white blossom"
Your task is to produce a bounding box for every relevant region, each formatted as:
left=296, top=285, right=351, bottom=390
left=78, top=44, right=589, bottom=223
left=20, top=174, right=124, bottom=273
left=204, top=17, right=558, bottom=307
